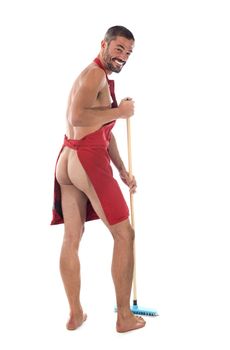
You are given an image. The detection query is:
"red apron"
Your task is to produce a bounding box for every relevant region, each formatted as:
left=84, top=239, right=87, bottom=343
left=51, top=58, right=129, bottom=226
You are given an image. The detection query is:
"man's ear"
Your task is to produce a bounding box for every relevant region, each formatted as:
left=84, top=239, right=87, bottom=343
left=101, top=40, right=106, bottom=49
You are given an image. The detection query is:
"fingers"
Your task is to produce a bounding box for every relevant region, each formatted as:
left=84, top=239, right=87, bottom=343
left=118, top=98, right=135, bottom=119
left=128, top=175, right=137, bottom=193
left=120, top=170, right=137, bottom=193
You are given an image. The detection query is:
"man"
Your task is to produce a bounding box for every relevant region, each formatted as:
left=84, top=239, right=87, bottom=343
left=51, top=25, right=146, bottom=333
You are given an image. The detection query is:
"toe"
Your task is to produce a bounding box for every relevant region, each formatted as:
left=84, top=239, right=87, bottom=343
left=136, top=316, right=145, bottom=323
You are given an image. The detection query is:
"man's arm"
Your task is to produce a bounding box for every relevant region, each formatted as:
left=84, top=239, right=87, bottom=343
left=108, top=133, right=137, bottom=193
left=69, top=68, right=134, bottom=127
left=108, top=133, right=126, bottom=172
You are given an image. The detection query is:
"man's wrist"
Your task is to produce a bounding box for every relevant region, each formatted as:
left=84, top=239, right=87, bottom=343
left=118, top=163, right=126, bottom=173
left=113, top=107, right=121, bottom=120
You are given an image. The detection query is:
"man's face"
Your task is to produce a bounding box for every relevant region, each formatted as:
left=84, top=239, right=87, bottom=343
left=102, top=36, right=134, bottom=73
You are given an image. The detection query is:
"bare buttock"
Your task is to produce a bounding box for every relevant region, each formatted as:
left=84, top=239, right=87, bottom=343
left=56, top=147, right=92, bottom=193
left=56, top=148, right=72, bottom=186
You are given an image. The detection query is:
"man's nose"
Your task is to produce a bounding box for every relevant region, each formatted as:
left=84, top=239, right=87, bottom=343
left=119, top=52, right=129, bottom=61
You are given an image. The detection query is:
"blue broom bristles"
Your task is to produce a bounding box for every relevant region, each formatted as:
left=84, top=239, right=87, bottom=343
left=131, top=303, right=158, bottom=317
left=115, top=302, right=158, bottom=317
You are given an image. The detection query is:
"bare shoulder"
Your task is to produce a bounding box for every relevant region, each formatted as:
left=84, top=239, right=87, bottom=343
left=80, top=63, right=107, bottom=90
left=70, top=63, right=107, bottom=96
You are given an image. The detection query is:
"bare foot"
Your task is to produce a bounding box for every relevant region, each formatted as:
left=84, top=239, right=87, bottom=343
left=116, top=314, right=146, bottom=333
left=66, top=313, right=87, bottom=330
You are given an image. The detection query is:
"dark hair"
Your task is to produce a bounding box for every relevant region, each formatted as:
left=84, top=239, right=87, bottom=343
left=104, top=25, right=135, bottom=44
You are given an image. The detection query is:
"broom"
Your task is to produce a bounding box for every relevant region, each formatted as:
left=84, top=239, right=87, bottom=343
left=126, top=117, right=158, bottom=317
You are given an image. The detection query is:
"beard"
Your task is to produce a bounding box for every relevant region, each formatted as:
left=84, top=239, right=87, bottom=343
left=103, top=48, right=126, bottom=73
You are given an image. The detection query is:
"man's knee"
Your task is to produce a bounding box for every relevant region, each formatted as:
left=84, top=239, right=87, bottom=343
left=111, top=221, right=135, bottom=242
left=128, top=226, right=135, bottom=242
left=63, top=225, right=85, bottom=250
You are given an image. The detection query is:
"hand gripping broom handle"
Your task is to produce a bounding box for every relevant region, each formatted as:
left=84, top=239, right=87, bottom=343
left=126, top=118, right=138, bottom=305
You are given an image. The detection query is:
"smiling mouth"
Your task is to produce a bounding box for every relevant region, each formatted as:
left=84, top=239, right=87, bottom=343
left=113, top=59, right=125, bottom=67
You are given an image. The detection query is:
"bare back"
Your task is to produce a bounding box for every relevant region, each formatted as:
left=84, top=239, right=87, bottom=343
left=66, top=62, right=112, bottom=140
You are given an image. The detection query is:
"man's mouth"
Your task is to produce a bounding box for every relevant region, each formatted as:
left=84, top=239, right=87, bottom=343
left=113, top=59, right=125, bottom=67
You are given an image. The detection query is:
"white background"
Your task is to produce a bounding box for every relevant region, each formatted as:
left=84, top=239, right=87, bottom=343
left=0, top=0, right=229, bottom=349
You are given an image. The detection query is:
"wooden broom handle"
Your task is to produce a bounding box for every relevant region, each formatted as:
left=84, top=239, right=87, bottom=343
left=126, top=118, right=135, bottom=228
left=126, top=118, right=137, bottom=301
